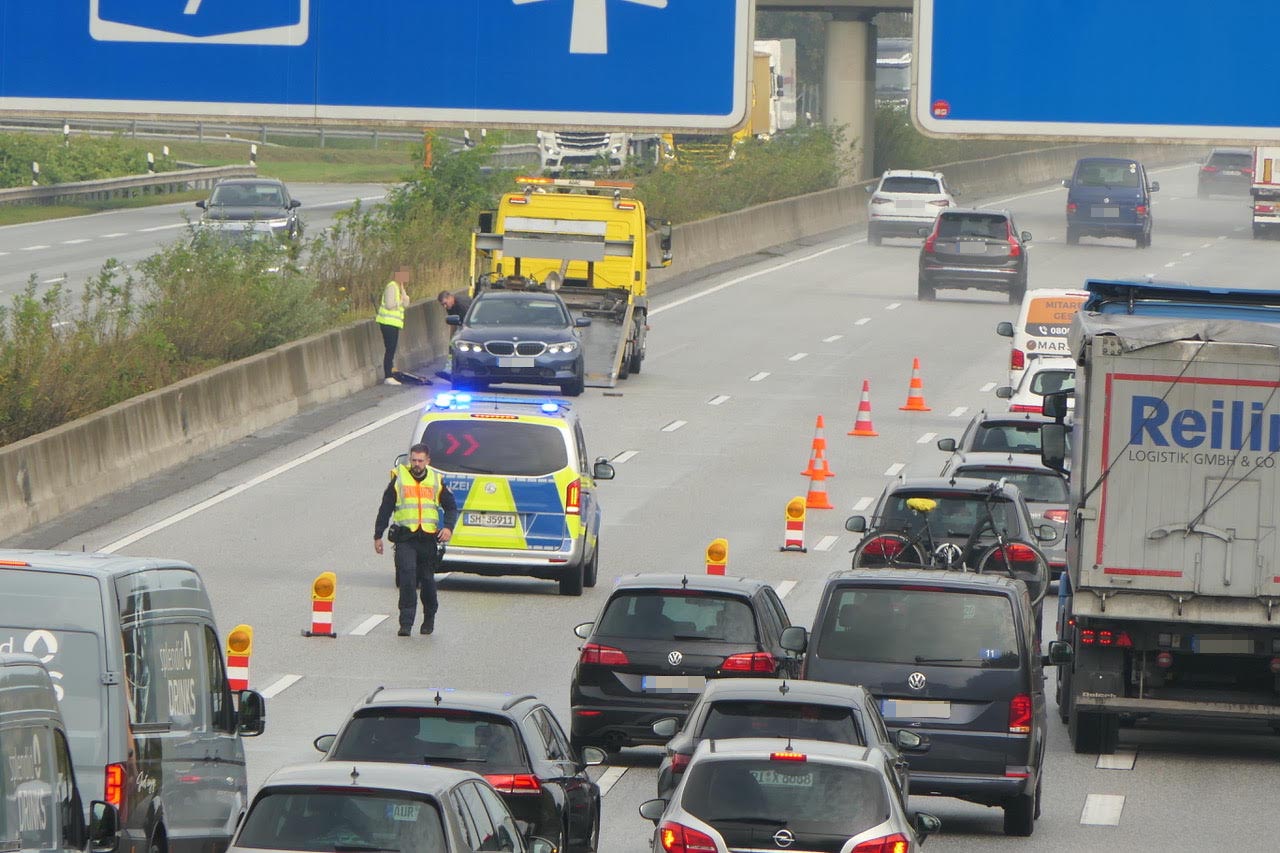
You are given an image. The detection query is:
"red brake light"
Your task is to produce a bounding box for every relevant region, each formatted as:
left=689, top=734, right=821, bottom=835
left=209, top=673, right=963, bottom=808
left=1244, top=168, right=1255, bottom=176
left=1257, top=204, right=1275, bottom=213
left=484, top=774, right=542, bottom=794
left=565, top=478, right=581, bottom=516
left=862, top=536, right=906, bottom=558
left=1066, top=202, right=1077, bottom=214
left=1010, top=404, right=1043, bottom=414
left=722, top=652, right=778, bottom=674
left=852, top=833, right=910, bottom=853
left=105, top=763, right=125, bottom=808
left=658, top=822, right=718, bottom=853
left=1136, top=205, right=1149, bottom=216
left=770, top=751, right=807, bottom=762
left=1044, top=509, right=1068, bottom=524
left=670, top=752, right=692, bottom=774
left=1080, top=629, right=1096, bottom=645
left=991, top=543, right=1039, bottom=564
left=1006, top=223, right=1021, bottom=257
left=1201, top=165, right=1219, bottom=173
left=1010, top=349, right=1025, bottom=370
left=923, top=226, right=938, bottom=253
left=1009, top=693, right=1032, bottom=734
left=580, top=643, right=629, bottom=666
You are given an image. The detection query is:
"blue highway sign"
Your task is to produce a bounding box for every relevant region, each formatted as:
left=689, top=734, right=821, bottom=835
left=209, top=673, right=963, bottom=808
left=916, top=0, right=1278, bottom=142
left=1, top=1, right=751, bottom=129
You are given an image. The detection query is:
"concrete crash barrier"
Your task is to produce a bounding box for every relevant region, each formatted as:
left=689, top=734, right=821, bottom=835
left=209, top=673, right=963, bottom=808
left=0, top=302, right=445, bottom=538
left=0, top=142, right=1202, bottom=540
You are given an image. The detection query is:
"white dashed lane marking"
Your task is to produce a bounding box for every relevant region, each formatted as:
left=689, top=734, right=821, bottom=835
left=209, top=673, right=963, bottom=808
left=853, top=497, right=873, bottom=512
left=855, top=318, right=870, bottom=326
left=917, top=432, right=936, bottom=444
left=661, top=420, right=687, bottom=433
left=981, top=382, right=998, bottom=393
left=707, top=395, right=730, bottom=406
left=101, top=232, right=128, bottom=238
left=349, top=615, right=388, bottom=636
left=814, top=535, right=839, bottom=552
left=611, top=450, right=640, bottom=464
left=949, top=407, right=968, bottom=417
left=1095, top=751, right=1137, bottom=771
left=749, top=372, right=770, bottom=382
left=1164, top=261, right=1177, bottom=268
left=823, top=335, right=843, bottom=343
left=788, top=352, right=808, bottom=362
left=21, top=245, right=49, bottom=251
left=41, top=276, right=66, bottom=284
left=775, top=580, right=797, bottom=599
left=886, top=302, right=901, bottom=310
left=260, top=674, right=302, bottom=699
left=597, top=767, right=628, bottom=797
left=138, top=223, right=187, bottom=232
left=884, top=462, right=904, bottom=476
left=1080, top=794, right=1125, bottom=826
left=61, top=238, right=90, bottom=245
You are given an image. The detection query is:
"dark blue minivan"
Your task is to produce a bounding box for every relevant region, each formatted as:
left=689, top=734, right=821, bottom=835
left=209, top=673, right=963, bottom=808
left=1063, top=157, right=1159, bottom=248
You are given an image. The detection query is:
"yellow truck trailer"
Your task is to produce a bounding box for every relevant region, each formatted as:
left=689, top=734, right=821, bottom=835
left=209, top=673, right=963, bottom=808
left=469, top=176, right=672, bottom=387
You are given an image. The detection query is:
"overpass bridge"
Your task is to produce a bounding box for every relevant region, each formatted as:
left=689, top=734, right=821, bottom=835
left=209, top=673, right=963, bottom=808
left=761, top=0, right=912, bottom=180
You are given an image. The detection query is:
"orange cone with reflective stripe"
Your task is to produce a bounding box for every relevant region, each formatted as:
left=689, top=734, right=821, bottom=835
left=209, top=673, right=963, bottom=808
left=848, top=380, right=879, bottom=437
left=805, top=471, right=834, bottom=510
left=800, top=415, right=835, bottom=479
left=899, top=357, right=932, bottom=412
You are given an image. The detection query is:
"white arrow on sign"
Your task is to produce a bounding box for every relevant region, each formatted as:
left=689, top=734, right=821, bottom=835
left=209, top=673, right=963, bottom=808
left=513, top=0, right=668, bottom=55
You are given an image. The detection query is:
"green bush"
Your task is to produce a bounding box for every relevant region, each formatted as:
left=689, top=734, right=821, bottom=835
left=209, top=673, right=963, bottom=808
left=0, top=133, right=176, bottom=187
left=873, top=105, right=1039, bottom=176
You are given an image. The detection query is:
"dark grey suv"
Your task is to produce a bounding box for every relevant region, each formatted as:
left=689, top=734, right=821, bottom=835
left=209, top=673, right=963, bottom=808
left=197, top=178, right=302, bottom=240
left=918, top=208, right=1030, bottom=303
left=782, top=570, right=1072, bottom=837
left=1197, top=147, right=1253, bottom=197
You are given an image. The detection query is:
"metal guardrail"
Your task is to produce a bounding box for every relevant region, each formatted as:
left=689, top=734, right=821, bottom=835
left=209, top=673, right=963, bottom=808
left=0, top=116, right=429, bottom=148
left=0, top=165, right=257, bottom=206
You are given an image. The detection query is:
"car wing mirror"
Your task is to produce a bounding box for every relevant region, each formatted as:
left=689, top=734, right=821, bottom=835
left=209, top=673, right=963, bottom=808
left=1045, top=639, right=1074, bottom=666
left=1150, top=181, right=1161, bottom=192
left=88, top=801, right=119, bottom=852
left=652, top=717, right=679, bottom=738
left=528, top=838, right=557, bottom=853
left=290, top=199, right=301, bottom=208
left=445, top=315, right=462, bottom=326
left=1036, top=524, right=1059, bottom=542
left=1040, top=423, right=1069, bottom=473
left=995, top=321, right=1014, bottom=338
left=894, top=729, right=930, bottom=752
left=237, top=689, right=266, bottom=736
left=1061, top=178, right=1071, bottom=188
left=638, top=798, right=668, bottom=824
left=574, top=621, right=594, bottom=639
left=916, top=226, right=931, bottom=237
left=575, top=316, right=592, bottom=327
left=780, top=625, right=808, bottom=654
left=1042, top=390, right=1070, bottom=421
left=936, top=437, right=956, bottom=452
left=845, top=515, right=867, bottom=533
left=196, top=199, right=207, bottom=209
left=313, top=734, right=336, bottom=753
left=593, top=458, right=615, bottom=481
left=1021, top=231, right=1033, bottom=243
left=580, top=746, right=608, bottom=767
left=995, top=386, right=1014, bottom=399
left=864, top=184, right=875, bottom=194
left=915, top=812, right=942, bottom=839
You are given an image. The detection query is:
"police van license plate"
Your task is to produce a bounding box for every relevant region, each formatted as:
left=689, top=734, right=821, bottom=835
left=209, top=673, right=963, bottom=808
left=1091, top=205, right=1120, bottom=218
left=498, top=356, right=536, bottom=368
left=881, top=699, right=951, bottom=719
left=465, top=512, right=516, bottom=528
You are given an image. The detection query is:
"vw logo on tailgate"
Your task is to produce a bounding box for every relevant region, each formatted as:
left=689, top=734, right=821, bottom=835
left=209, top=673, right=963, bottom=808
left=772, top=828, right=795, bottom=848
left=667, top=650, right=683, bottom=667
left=908, top=672, right=927, bottom=690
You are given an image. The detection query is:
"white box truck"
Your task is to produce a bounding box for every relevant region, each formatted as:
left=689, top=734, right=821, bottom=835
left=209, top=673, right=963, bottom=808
left=1044, top=279, right=1280, bottom=754
left=1250, top=146, right=1280, bottom=238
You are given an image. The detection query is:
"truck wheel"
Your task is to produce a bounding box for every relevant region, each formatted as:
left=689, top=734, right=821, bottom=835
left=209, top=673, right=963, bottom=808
left=617, top=343, right=631, bottom=380
left=628, top=324, right=644, bottom=375
left=1066, top=226, right=1080, bottom=246
left=558, top=561, right=584, bottom=596
left=1003, top=791, right=1036, bottom=837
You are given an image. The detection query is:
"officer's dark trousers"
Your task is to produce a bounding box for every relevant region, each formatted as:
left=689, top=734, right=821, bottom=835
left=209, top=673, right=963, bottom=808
left=394, top=535, right=440, bottom=630
left=380, top=323, right=399, bottom=379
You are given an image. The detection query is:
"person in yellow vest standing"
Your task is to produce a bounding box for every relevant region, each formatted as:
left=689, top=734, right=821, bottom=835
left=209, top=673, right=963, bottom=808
left=374, top=443, right=458, bottom=636
left=376, top=267, right=411, bottom=385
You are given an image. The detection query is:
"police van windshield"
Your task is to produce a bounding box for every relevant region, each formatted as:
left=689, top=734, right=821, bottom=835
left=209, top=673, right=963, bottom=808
left=0, top=571, right=108, bottom=767
left=681, top=759, right=889, bottom=838
left=421, top=421, right=569, bottom=477
left=816, top=587, right=1020, bottom=668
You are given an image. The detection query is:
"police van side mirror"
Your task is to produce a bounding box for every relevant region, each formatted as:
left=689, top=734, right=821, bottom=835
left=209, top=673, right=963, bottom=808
left=89, top=801, right=119, bottom=852
left=593, top=458, right=615, bottom=480
left=237, top=689, right=266, bottom=737
left=995, top=321, right=1014, bottom=338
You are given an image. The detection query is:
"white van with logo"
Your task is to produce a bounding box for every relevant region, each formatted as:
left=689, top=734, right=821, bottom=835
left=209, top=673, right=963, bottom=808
left=0, top=551, right=266, bottom=853
left=996, top=288, right=1087, bottom=386
left=0, top=654, right=118, bottom=852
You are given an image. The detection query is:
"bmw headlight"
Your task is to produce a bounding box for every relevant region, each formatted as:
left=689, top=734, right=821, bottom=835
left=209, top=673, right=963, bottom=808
left=454, top=340, right=484, bottom=354
left=546, top=341, right=579, bottom=355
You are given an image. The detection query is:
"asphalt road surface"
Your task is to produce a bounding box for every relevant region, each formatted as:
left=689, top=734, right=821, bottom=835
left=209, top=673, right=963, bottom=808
left=10, top=162, right=1280, bottom=852
left=0, top=182, right=391, bottom=303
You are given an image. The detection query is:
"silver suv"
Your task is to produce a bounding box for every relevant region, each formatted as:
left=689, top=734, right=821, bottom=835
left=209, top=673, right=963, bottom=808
left=866, top=169, right=955, bottom=244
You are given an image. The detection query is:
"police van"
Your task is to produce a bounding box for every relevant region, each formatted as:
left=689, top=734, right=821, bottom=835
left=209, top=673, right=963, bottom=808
left=996, top=288, right=1088, bottom=387
left=403, top=393, right=616, bottom=596
left=0, top=654, right=118, bottom=852
left=0, top=551, right=266, bottom=853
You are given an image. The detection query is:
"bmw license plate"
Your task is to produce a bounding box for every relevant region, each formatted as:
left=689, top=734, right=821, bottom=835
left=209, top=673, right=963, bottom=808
left=881, top=699, right=951, bottom=719
left=641, top=675, right=705, bottom=693
left=1091, top=205, right=1120, bottom=218
left=465, top=512, right=516, bottom=528
left=498, top=356, right=535, bottom=368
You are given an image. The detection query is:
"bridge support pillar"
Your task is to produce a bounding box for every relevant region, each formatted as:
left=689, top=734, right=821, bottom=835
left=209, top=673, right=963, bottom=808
left=824, top=13, right=876, bottom=182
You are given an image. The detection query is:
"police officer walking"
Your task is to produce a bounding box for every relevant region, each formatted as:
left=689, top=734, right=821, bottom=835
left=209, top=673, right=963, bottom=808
left=374, top=443, right=458, bottom=636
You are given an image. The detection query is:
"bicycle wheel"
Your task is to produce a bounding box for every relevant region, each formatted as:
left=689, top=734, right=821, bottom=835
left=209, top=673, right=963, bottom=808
left=852, top=533, right=925, bottom=569
left=976, top=541, right=1049, bottom=607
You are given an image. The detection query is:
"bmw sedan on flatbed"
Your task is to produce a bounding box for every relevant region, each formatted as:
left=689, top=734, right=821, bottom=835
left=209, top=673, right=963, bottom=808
left=570, top=573, right=797, bottom=754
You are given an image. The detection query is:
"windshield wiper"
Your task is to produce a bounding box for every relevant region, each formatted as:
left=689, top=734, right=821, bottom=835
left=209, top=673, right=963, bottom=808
left=670, top=634, right=707, bottom=641
left=915, top=656, right=965, bottom=664
left=332, top=846, right=397, bottom=852
left=420, top=755, right=485, bottom=763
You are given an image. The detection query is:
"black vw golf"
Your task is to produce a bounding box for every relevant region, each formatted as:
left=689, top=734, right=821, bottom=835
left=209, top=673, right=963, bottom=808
left=569, top=573, right=798, bottom=754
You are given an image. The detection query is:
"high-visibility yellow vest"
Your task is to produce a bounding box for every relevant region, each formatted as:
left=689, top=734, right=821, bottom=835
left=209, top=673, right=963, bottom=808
left=391, top=465, right=442, bottom=533
left=376, top=281, right=406, bottom=329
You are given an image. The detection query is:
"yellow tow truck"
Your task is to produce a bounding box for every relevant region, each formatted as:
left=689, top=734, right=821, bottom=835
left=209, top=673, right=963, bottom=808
left=469, top=176, right=672, bottom=387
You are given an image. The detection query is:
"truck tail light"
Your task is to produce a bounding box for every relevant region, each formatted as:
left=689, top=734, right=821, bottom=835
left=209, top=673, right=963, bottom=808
left=1009, top=693, right=1032, bottom=734
left=105, top=763, right=125, bottom=808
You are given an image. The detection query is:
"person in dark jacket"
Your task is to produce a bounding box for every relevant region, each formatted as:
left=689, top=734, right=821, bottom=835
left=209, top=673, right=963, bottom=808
left=374, top=443, right=458, bottom=636
left=437, top=289, right=472, bottom=321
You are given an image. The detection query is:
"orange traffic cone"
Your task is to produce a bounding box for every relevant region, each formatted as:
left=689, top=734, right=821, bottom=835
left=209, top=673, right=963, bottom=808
left=805, top=471, right=834, bottom=510
left=848, top=380, right=879, bottom=436
left=899, top=357, right=932, bottom=412
left=800, top=415, right=835, bottom=479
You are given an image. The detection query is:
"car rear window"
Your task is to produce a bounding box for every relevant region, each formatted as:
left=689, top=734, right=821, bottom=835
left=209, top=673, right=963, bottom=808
left=1208, top=151, right=1252, bottom=169
left=596, top=592, right=757, bottom=643
left=880, top=176, right=941, bottom=194
left=1075, top=161, right=1140, bottom=188
left=236, top=790, right=446, bottom=852
left=954, top=467, right=1068, bottom=503
left=936, top=213, right=1008, bottom=239
left=972, top=423, right=1045, bottom=454
left=681, top=758, right=889, bottom=837
left=701, top=701, right=863, bottom=744
left=330, top=709, right=528, bottom=773
left=877, top=492, right=1022, bottom=539
left=816, top=587, right=1021, bottom=668
left=420, top=420, right=568, bottom=477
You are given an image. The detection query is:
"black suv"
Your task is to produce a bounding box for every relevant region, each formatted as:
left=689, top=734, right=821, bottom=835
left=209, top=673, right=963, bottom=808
left=569, top=573, right=797, bottom=754
left=1197, top=147, right=1253, bottom=197
left=917, top=208, right=1031, bottom=303
left=314, top=687, right=604, bottom=853
left=197, top=178, right=301, bottom=241
left=781, top=569, right=1073, bottom=837
left=651, top=677, right=928, bottom=798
